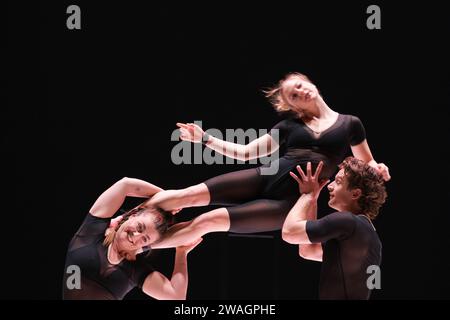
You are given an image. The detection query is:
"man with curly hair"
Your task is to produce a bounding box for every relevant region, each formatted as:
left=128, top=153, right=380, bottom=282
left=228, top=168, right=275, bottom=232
left=282, top=157, right=387, bottom=299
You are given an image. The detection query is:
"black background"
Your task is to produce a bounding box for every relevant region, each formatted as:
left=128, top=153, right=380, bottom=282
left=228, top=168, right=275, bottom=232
left=5, top=1, right=450, bottom=300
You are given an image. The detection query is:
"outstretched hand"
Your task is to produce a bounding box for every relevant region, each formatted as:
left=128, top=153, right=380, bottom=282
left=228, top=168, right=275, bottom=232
left=289, top=161, right=329, bottom=198
left=176, top=122, right=205, bottom=143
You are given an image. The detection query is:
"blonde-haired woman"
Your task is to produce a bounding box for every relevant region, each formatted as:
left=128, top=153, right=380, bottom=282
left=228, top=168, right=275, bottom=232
left=149, top=72, right=390, bottom=249
left=63, top=177, right=202, bottom=300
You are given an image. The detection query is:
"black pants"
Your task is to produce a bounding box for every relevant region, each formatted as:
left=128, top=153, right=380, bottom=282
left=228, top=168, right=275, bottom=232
left=204, top=167, right=299, bottom=233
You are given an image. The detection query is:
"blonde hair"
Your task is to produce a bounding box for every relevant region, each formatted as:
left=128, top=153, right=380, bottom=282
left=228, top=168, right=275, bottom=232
left=264, top=72, right=315, bottom=112
left=104, top=205, right=172, bottom=261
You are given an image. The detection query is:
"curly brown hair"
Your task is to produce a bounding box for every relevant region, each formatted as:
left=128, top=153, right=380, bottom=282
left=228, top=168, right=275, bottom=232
left=339, top=157, right=387, bottom=220
left=264, top=72, right=317, bottom=112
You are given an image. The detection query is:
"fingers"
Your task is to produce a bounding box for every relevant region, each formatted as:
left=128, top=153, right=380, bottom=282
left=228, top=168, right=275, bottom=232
left=306, top=162, right=312, bottom=178
left=179, top=128, right=187, bottom=140
left=177, top=122, right=196, bottom=134
left=179, top=127, right=193, bottom=141
left=294, top=162, right=325, bottom=180
left=383, top=166, right=391, bottom=181
left=378, top=163, right=391, bottom=181
left=186, top=122, right=197, bottom=130
left=290, top=171, right=302, bottom=184
left=296, top=165, right=307, bottom=181
left=176, top=122, right=189, bottom=129
left=314, top=161, right=324, bottom=180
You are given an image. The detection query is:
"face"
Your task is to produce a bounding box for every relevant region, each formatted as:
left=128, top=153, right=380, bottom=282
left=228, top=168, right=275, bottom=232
left=282, top=77, right=319, bottom=115
left=115, top=212, right=162, bottom=252
left=327, top=169, right=360, bottom=212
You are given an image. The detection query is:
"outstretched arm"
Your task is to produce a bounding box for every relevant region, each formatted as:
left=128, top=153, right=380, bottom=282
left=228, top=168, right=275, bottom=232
left=89, top=178, right=163, bottom=218
left=142, top=238, right=202, bottom=300
left=177, top=122, right=279, bottom=161
left=351, top=140, right=391, bottom=181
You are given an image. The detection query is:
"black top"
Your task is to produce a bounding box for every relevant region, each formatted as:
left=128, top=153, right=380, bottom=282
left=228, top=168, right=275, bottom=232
left=306, top=212, right=382, bottom=300
left=63, top=213, right=154, bottom=300
left=261, top=114, right=366, bottom=198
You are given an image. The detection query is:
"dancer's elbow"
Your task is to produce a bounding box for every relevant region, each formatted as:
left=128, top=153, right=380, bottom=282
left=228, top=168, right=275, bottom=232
left=282, top=229, right=300, bottom=244
left=299, top=244, right=323, bottom=262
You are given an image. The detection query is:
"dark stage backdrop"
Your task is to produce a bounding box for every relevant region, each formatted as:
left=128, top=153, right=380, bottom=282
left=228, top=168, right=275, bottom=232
left=5, top=1, right=450, bottom=299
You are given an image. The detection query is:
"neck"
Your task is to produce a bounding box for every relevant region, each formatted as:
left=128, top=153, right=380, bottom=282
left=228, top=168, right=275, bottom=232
left=108, top=240, right=123, bottom=265
left=337, top=202, right=361, bottom=215
left=313, top=95, right=336, bottom=117
left=301, top=95, right=336, bottom=120
left=349, top=203, right=363, bottom=215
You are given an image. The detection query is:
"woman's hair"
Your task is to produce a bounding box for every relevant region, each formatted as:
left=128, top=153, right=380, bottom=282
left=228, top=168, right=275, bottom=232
left=339, top=157, right=387, bottom=220
left=103, top=205, right=173, bottom=260
left=264, top=72, right=315, bottom=112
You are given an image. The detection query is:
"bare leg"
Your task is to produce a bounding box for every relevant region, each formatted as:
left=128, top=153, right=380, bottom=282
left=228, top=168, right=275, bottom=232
left=151, top=208, right=230, bottom=249
left=147, top=183, right=211, bottom=211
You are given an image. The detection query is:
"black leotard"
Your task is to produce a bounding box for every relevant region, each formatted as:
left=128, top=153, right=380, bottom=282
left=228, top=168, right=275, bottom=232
left=263, top=113, right=365, bottom=198
left=204, top=114, right=366, bottom=233
left=62, top=213, right=154, bottom=300
left=306, top=212, right=382, bottom=300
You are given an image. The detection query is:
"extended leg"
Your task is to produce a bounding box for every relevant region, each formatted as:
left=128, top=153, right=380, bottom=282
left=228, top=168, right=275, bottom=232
left=152, top=197, right=296, bottom=249
left=148, top=167, right=263, bottom=211
left=227, top=198, right=297, bottom=233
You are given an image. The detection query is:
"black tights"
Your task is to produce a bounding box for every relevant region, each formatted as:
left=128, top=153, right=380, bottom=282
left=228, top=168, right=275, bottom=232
left=204, top=168, right=298, bottom=233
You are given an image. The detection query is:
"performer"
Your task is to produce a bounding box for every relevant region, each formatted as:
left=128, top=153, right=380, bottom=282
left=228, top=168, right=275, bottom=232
left=150, top=72, right=390, bottom=248
left=63, top=177, right=202, bottom=300
left=282, top=158, right=387, bottom=299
